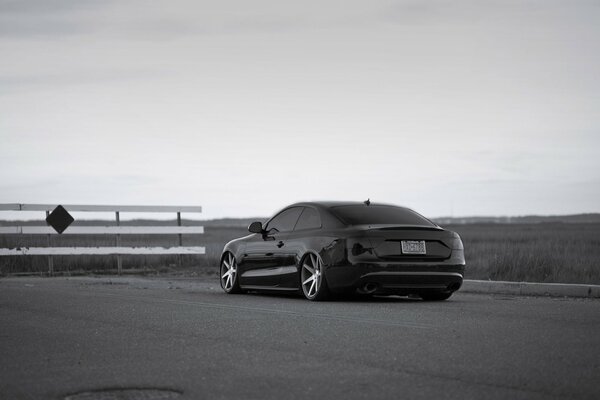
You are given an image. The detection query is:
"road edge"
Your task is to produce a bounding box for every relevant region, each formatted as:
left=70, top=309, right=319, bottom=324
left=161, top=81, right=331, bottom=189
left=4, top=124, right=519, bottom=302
left=461, top=279, right=600, bottom=298
left=2, top=275, right=599, bottom=299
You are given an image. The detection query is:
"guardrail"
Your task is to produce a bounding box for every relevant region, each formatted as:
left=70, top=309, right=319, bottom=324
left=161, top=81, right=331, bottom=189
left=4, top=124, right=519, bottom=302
left=0, top=204, right=205, bottom=275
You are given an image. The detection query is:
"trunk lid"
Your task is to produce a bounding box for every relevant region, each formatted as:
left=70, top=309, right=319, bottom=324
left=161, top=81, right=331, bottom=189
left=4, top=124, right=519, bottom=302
left=358, top=224, right=453, bottom=260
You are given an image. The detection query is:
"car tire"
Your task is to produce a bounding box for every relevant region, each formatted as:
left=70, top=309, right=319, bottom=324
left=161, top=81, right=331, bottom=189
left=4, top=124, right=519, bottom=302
left=420, top=291, right=453, bottom=301
left=300, top=253, right=330, bottom=301
left=220, top=252, right=242, bottom=294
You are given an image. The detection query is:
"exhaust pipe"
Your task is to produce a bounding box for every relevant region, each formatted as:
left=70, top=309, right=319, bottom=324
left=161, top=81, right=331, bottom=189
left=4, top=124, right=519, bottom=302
left=362, top=282, right=378, bottom=294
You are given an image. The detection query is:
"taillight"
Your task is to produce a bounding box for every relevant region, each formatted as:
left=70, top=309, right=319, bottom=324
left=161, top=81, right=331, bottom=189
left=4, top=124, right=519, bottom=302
left=347, top=237, right=382, bottom=257
left=451, top=232, right=464, bottom=250
left=351, top=242, right=371, bottom=256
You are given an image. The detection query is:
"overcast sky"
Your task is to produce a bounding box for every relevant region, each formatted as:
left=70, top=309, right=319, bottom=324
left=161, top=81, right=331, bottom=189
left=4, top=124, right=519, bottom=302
left=1, top=0, right=599, bottom=220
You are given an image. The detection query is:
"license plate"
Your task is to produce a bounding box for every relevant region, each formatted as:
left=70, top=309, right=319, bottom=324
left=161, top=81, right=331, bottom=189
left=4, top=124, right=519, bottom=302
left=401, top=240, right=426, bottom=255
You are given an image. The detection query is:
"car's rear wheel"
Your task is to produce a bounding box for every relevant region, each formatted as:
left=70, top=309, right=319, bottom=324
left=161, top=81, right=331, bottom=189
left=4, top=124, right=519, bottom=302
left=300, top=253, right=329, bottom=301
left=420, top=291, right=453, bottom=301
left=220, top=252, right=242, bottom=294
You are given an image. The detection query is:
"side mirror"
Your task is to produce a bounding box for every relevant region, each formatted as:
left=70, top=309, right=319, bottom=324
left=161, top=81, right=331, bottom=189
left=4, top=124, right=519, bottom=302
left=248, top=221, right=263, bottom=234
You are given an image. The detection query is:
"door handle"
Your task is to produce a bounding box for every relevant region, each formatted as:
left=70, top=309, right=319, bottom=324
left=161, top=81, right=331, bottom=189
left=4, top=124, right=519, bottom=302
left=277, top=241, right=284, bottom=248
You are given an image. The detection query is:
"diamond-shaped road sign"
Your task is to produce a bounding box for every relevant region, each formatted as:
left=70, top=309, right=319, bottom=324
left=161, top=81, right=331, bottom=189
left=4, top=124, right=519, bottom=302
left=45, top=205, right=74, bottom=234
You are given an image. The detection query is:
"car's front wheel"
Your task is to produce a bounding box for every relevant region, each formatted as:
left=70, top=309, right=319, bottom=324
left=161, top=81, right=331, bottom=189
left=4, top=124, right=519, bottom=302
left=300, top=253, right=330, bottom=301
left=220, top=252, right=242, bottom=294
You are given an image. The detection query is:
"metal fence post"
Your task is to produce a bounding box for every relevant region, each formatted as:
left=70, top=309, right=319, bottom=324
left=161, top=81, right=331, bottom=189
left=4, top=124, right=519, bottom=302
left=177, top=211, right=182, bottom=267
left=116, top=211, right=122, bottom=275
left=45, top=210, right=54, bottom=276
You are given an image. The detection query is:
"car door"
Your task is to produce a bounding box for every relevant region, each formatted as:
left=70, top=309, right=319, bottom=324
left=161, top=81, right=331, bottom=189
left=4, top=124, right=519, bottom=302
left=238, top=207, right=303, bottom=288
left=278, top=206, right=323, bottom=289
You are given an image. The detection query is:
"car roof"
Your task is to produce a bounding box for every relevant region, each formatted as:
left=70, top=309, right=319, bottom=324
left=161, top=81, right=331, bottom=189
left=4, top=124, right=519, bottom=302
left=268, top=201, right=417, bottom=229
left=287, top=201, right=403, bottom=209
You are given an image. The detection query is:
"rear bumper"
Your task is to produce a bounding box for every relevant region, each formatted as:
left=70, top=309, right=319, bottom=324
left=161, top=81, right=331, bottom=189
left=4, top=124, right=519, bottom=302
left=326, top=262, right=465, bottom=295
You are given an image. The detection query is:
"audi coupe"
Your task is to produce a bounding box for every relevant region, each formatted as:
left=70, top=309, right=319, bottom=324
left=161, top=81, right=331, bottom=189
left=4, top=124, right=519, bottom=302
left=220, top=201, right=465, bottom=301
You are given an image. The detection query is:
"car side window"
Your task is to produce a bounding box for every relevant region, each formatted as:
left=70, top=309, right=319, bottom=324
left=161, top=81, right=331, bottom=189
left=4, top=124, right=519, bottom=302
left=266, top=207, right=303, bottom=233
left=294, top=207, right=321, bottom=231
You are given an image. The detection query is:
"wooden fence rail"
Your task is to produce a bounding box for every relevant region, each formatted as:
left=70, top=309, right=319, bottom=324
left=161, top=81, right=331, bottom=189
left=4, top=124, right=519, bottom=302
left=0, top=204, right=205, bottom=275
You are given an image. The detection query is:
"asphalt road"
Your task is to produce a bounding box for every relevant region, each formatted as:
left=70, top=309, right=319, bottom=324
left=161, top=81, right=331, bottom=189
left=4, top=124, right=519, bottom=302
left=1, top=277, right=599, bottom=400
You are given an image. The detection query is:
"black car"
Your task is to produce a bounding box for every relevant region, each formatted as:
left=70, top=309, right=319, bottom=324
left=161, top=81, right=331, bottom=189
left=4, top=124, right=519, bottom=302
left=220, top=201, right=465, bottom=301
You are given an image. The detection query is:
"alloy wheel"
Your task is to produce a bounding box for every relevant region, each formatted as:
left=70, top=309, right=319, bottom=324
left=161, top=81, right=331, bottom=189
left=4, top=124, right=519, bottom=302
left=301, top=253, right=324, bottom=299
left=220, top=253, right=238, bottom=292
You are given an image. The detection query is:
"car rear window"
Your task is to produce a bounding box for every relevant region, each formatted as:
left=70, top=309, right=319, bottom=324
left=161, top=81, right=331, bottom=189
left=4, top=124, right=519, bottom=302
left=330, top=205, right=436, bottom=226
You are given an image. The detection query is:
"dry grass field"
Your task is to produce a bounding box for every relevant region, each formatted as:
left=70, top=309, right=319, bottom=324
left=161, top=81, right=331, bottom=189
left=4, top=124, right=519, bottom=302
left=449, top=223, right=600, bottom=284
left=1, top=221, right=599, bottom=284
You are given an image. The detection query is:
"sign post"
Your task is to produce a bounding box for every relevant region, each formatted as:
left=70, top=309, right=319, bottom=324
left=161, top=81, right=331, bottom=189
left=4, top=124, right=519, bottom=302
left=45, top=205, right=75, bottom=275
left=45, top=211, right=53, bottom=275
